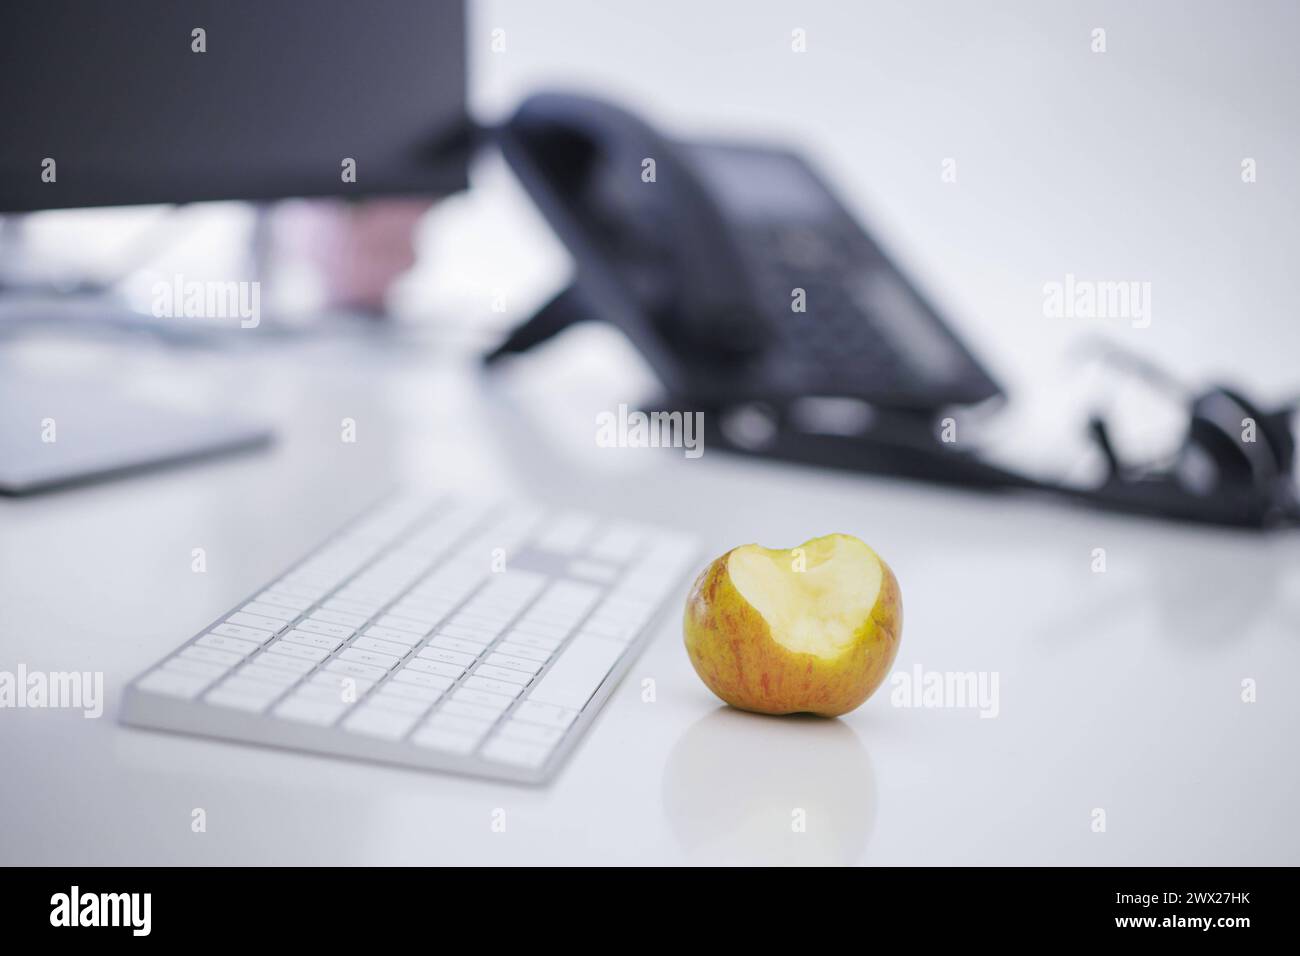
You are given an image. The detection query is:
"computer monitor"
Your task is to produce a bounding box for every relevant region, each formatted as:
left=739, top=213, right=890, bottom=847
left=0, top=0, right=469, bottom=494
left=0, top=0, right=468, bottom=211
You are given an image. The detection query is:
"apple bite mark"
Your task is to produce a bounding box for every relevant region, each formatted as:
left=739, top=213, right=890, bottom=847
left=682, top=534, right=903, bottom=718
left=727, top=535, right=884, bottom=660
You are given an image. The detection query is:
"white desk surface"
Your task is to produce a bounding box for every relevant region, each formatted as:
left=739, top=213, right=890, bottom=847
left=1, top=328, right=1297, bottom=866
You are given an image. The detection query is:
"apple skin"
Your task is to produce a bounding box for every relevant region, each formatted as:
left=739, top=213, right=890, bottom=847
left=683, top=547, right=903, bottom=717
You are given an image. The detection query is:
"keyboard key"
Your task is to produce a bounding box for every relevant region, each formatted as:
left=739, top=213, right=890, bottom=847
left=266, top=581, right=327, bottom=601
left=308, top=671, right=375, bottom=696
left=485, top=652, right=543, bottom=676
left=363, top=625, right=423, bottom=647
left=587, top=609, right=650, bottom=635
left=482, top=736, right=552, bottom=768
left=547, top=580, right=604, bottom=606
left=389, top=611, right=449, bottom=633
left=473, top=664, right=532, bottom=685
left=266, top=639, right=330, bottom=663
left=256, top=590, right=314, bottom=612
left=527, top=635, right=624, bottom=711
left=512, top=700, right=579, bottom=730
left=429, top=634, right=488, bottom=655
left=579, top=619, right=638, bottom=642
left=368, top=691, right=434, bottom=715
left=227, top=611, right=289, bottom=634
left=280, top=629, right=344, bottom=653
left=452, top=611, right=512, bottom=630
left=352, top=636, right=410, bottom=658
left=203, top=692, right=274, bottom=713
left=438, top=623, right=498, bottom=643
left=404, top=657, right=464, bottom=679
left=377, top=680, right=445, bottom=703
left=428, top=713, right=493, bottom=738
left=236, top=662, right=300, bottom=686
left=196, top=632, right=259, bottom=656
left=411, top=727, right=479, bottom=755
left=463, top=675, right=526, bottom=699
left=414, top=582, right=476, bottom=603
left=255, top=652, right=317, bottom=675
left=163, top=656, right=230, bottom=679
left=451, top=687, right=514, bottom=712
left=380, top=607, right=441, bottom=628
left=495, top=641, right=552, bottom=664
left=323, top=658, right=387, bottom=682
left=137, top=668, right=211, bottom=699
left=273, top=695, right=348, bottom=726
left=337, top=585, right=393, bottom=605
left=391, top=669, right=455, bottom=691
left=179, top=645, right=243, bottom=667
left=287, top=682, right=342, bottom=703
left=416, top=646, right=476, bottom=668
left=441, top=699, right=504, bottom=722
left=284, top=570, right=344, bottom=589
left=322, top=597, right=382, bottom=617
left=375, top=615, right=430, bottom=635
left=511, top=620, right=569, bottom=641
left=211, top=622, right=277, bottom=643
left=498, top=719, right=566, bottom=747
left=343, top=705, right=419, bottom=740
left=339, top=647, right=401, bottom=670
left=205, top=677, right=283, bottom=712
left=352, top=586, right=407, bottom=606
left=296, top=618, right=355, bottom=640
left=503, top=631, right=561, bottom=652
left=242, top=601, right=299, bottom=622
left=311, top=608, right=370, bottom=629
left=518, top=609, right=581, bottom=630
left=391, top=596, right=453, bottom=617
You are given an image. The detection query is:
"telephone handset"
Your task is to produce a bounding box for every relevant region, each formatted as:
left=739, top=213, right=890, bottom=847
left=487, top=92, right=1002, bottom=411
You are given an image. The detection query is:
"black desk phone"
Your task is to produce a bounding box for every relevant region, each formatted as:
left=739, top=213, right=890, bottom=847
left=487, top=92, right=1000, bottom=412
left=485, top=93, right=1300, bottom=529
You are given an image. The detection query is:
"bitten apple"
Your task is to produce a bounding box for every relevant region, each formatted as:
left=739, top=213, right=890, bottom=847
left=683, top=534, right=902, bottom=717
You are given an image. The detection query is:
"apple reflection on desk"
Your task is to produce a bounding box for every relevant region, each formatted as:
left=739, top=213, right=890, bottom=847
left=662, top=707, right=877, bottom=865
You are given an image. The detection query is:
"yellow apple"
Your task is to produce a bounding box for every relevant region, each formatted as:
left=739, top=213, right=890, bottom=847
left=683, top=534, right=902, bottom=717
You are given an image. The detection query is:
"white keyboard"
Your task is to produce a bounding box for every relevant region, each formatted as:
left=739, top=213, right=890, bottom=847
left=120, top=494, right=698, bottom=783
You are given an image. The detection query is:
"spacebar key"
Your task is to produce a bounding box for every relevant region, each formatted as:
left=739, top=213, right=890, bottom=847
left=527, top=635, right=626, bottom=711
